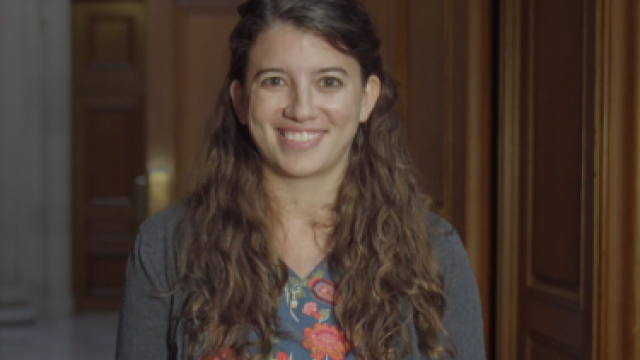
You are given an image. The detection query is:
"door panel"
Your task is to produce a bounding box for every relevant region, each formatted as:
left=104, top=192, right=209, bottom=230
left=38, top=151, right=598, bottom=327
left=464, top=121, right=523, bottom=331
left=404, top=1, right=494, bottom=353
left=174, top=5, right=239, bottom=195
left=498, top=0, right=595, bottom=358
left=72, top=1, right=146, bottom=311
left=146, top=1, right=240, bottom=198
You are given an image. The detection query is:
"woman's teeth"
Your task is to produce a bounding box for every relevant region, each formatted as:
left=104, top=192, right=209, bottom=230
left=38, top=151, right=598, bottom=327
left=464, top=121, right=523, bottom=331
left=284, top=131, right=321, bottom=142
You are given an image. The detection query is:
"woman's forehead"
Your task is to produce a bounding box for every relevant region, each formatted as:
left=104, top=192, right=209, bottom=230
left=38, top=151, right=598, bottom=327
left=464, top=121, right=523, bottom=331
left=246, top=23, right=360, bottom=78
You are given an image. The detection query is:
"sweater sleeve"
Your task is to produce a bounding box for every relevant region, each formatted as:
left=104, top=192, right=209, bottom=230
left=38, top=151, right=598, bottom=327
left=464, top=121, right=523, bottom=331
left=428, top=214, right=486, bottom=360
left=116, top=206, right=181, bottom=360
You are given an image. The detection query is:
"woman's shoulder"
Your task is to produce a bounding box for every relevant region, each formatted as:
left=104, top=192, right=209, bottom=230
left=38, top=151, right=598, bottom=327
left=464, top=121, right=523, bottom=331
left=136, top=202, right=187, bottom=253
left=424, top=212, right=487, bottom=359
left=123, top=202, right=188, bottom=294
left=424, top=212, right=466, bottom=278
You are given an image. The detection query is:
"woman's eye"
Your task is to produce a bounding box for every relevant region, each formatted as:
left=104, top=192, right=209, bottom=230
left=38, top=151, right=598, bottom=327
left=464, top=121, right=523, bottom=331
left=320, top=77, right=343, bottom=88
left=262, top=77, right=285, bottom=87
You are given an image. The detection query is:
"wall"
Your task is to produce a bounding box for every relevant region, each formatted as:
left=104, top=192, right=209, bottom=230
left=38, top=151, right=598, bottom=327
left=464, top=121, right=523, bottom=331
left=0, top=0, right=72, bottom=322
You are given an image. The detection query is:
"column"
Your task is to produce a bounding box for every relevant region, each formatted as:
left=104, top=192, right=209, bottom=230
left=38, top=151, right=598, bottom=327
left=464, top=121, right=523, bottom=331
left=0, top=0, right=72, bottom=323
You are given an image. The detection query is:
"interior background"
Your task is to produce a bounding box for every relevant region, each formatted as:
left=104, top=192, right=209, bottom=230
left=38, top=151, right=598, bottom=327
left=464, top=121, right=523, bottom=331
left=0, top=1, right=638, bottom=359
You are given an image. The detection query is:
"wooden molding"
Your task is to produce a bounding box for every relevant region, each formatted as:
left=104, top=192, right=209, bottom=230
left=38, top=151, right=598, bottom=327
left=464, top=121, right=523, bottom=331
left=176, top=0, right=242, bottom=7
left=496, top=0, right=522, bottom=359
left=146, top=0, right=177, bottom=206
left=395, top=0, right=408, bottom=124
left=464, top=0, right=493, bottom=356
left=441, top=0, right=454, bottom=225
left=593, top=0, right=639, bottom=359
left=635, top=4, right=640, bottom=357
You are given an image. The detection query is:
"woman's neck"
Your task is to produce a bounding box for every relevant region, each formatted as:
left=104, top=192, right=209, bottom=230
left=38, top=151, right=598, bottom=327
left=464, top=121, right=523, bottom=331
left=263, top=172, right=341, bottom=222
left=263, top=171, right=339, bottom=276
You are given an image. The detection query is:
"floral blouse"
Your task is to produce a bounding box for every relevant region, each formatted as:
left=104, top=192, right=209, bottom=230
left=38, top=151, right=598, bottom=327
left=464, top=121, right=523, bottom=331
left=118, top=207, right=487, bottom=360
left=271, top=262, right=353, bottom=360
left=201, top=261, right=353, bottom=360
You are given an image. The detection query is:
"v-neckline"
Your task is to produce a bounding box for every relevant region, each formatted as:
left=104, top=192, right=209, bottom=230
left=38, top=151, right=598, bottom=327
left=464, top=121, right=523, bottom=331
left=285, top=258, right=327, bottom=281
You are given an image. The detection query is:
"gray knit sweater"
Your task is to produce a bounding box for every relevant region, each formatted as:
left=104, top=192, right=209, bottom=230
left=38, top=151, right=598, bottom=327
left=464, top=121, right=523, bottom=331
left=116, top=205, right=486, bottom=360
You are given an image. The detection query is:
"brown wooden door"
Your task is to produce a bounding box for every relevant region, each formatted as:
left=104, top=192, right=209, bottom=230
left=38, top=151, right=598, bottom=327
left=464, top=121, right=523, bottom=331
left=497, top=0, right=595, bottom=359
left=72, top=1, right=146, bottom=311
left=397, top=3, right=495, bottom=354
left=146, top=1, right=240, bottom=199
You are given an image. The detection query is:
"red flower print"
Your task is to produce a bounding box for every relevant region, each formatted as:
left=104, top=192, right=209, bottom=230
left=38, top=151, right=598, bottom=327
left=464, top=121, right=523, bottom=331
left=303, top=301, right=317, bottom=315
left=303, top=323, right=349, bottom=360
left=308, top=278, right=337, bottom=305
left=201, top=348, right=232, bottom=360
left=302, top=301, right=321, bottom=319
left=276, top=352, right=288, bottom=360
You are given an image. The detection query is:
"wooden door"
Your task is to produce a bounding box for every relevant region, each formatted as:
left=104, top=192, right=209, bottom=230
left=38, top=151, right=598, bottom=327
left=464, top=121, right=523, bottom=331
left=72, top=1, right=146, bottom=311
left=497, top=0, right=595, bottom=359
left=396, top=2, right=495, bottom=354
left=146, top=0, right=240, bottom=200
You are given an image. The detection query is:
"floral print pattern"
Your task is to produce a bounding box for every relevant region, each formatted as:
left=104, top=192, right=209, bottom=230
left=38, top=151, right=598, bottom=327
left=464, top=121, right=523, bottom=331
left=307, top=278, right=337, bottom=305
left=270, top=262, right=353, bottom=360
left=199, top=264, right=350, bottom=360
left=302, top=302, right=319, bottom=317
left=275, top=352, right=290, bottom=360
left=200, top=348, right=232, bottom=360
left=303, top=323, right=350, bottom=360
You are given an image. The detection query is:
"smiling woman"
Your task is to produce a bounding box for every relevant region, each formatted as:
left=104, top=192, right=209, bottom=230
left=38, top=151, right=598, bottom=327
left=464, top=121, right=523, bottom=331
left=116, top=1, right=486, bottom=360
left=230, top=23, right=380, bottom=183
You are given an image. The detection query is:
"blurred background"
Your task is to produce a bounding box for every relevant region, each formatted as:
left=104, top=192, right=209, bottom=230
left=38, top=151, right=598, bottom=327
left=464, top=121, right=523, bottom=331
left=0, top=0, right=638, bottom=359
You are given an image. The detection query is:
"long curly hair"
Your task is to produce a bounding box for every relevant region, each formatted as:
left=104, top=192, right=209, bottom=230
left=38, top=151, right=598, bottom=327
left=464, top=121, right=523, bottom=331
left=175, top=1, right=448, bottom=359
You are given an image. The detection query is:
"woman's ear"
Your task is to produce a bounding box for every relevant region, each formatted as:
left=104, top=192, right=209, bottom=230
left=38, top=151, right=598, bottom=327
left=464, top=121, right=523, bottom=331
left=230, top=80, right=247, bottom=124
left=359, top=75, right=381, bottom=123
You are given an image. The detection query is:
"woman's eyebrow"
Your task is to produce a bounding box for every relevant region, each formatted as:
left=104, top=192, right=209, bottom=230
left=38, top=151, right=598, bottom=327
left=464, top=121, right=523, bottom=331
left=252, top=67, right=286, bottom=80
left=251, top=66, right=349, bottom=81
left=316, top=67, right=348, bottom=75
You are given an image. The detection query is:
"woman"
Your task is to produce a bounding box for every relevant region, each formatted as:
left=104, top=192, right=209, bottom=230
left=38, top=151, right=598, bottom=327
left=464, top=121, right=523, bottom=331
left=116, top=1, right=485, bottom=360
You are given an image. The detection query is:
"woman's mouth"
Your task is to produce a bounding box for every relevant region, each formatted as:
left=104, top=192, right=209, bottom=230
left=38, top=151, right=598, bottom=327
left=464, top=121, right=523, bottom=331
left=282, top=130, right=323, bottom=143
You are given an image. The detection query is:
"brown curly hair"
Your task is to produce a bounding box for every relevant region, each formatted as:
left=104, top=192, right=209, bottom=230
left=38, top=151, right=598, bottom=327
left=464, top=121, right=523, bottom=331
left=175, top=1, right=448, bottom=359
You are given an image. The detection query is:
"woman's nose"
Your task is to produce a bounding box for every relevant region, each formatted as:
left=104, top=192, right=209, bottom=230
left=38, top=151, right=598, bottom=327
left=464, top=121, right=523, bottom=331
left=283, top=85, right=318, bottom=122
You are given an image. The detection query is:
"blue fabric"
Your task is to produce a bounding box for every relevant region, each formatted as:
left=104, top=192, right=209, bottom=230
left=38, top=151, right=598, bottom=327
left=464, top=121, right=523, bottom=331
left=272, top=263, right=354, bottom=360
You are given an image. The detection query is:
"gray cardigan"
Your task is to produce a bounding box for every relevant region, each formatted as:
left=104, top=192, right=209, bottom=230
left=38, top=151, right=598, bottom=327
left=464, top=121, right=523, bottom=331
left=116, top=205, right=486, bottom=360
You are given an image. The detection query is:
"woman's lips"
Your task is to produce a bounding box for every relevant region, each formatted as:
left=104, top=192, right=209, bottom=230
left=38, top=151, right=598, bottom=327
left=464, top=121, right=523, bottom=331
left=278, top=129, right=325, bottom=149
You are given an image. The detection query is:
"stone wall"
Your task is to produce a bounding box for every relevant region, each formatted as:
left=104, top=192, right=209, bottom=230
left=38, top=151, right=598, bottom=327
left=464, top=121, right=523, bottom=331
left=0, top=0, right=72, bottom=323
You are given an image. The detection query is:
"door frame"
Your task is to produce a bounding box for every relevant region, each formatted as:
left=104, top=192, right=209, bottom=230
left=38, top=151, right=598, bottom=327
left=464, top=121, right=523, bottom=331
left=592, top=0, right=640, bottom=358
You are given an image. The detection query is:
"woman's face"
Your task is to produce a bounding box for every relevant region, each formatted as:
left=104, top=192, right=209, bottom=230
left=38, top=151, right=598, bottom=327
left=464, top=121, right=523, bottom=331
left=231, top=23, right=380, bottom=184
